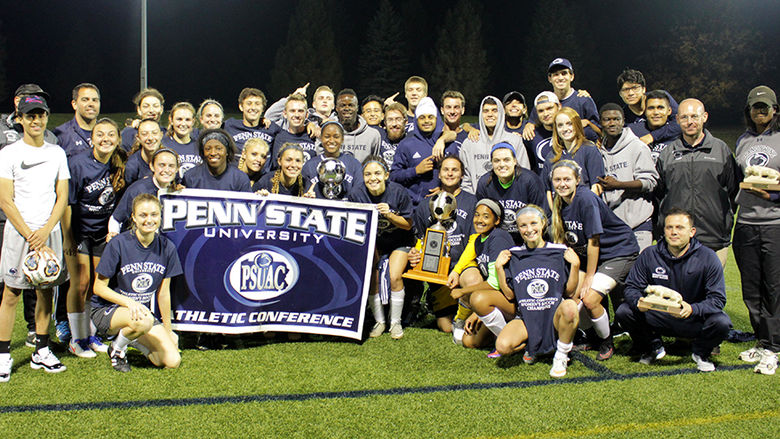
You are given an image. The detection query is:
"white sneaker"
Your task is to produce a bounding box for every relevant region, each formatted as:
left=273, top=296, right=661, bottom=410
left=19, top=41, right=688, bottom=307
left=639, top=346, right=667, bottom=365
left=88, top=335, right=109, bottom=353
left=754, top=349, right=778, bottom=376
left=550, top=355, right=568, bottom=378
left=0, top=355, right=12, bottom=383
left=389, top=322, right=404, bottom=340
left=692, top=353, right=715, bottom=372
left=31, top=348, right=67, bottom=373
left=451, top=318, right=465, bottom=346
left=739, top=346, right=762, bottom=363
left=369, top=322, right=386, bottom=338
left=69, top=339, right=97, bottom=358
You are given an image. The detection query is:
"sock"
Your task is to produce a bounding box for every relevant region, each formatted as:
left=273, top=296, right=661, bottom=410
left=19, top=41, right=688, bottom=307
left=480, top=308, right=507, bottom=337
left=90, top=316, right=98, bottom=337
left=555, top=340, right=573, bottom=360
left=114, top=332, right=132, bottom=352
left=371, top=294, right=385, bottom=323
left=35, top=334, right=49, bottom=353
left=455, top=302, right=472, bottom=321
left=68, top=312, right=85, bottom=341
left=129, top=339, right=151, bottom=356
left=390, top=289, right=405, bottom=324
left=591, top=312, right=610, bottom=339
left=0, top=340, right=10, bottom=354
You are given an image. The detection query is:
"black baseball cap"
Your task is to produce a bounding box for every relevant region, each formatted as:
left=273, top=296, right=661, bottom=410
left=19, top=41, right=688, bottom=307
left=14, top=83, right=50, bottom=101
left=17, top=95, right=50, bottom=114
left=503, top=91, right=526, bottom=106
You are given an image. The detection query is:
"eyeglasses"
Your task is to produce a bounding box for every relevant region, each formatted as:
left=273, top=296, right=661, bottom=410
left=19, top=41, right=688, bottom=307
left=750, top=104, right=771, bottom=114
left=620, top=85, right=643, bottom=94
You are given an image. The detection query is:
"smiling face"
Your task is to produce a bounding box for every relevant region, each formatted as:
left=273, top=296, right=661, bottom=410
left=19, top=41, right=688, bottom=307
left=536, top=101, right=560, bottom=129
left=321, top=124, right=344, bottom=157
left=439, top=157, right=463, bottom=189
left=285, top=99, right=307, bottom=130
left=504, top=99, right=525, bottom=119
left=555, top=113, right=576, bottom=144
left=384, top=109, right=406, bottom=142
left=203, top=139, right=228, bottom=173
left=151, top=151, right=178, bottom=186
left=548, top=68, right=574, bottom=93
left=750, top=103, right=776, bottom=130
left=137, top=96, right=163, bottom=121
left=240, top=96, right=265, bottom=125
left=482, top=103, right=499, bottom=129
left=491, top=148, right=516, bottom=182
left=441, top=97, right=464, bottom=125
left=132, top=200, right=162, bottom=236
left=20, top=110, right=48, bottom=140
left=137, top=120, right=163, bottom=156
left=73, top=87, right=100, bottom=123
left=170, top=107, right=194, bottom=139
left=664, top=213, right=695, bottom=254
left=551, top=165, right=579, bottom=201
left=677, top=100, right=708, bottom=140
left=91, top=121, right=119, bottom=160
left=243, top=143, right=268, bottom=174
left=200, top=103, right=223, bottom=129
left=600, top=110, right=624, bottom=138
left=619, top=82, right=645, bottom=106
left=417, top=113, right=437, bottom=134
left=473, top=204, right=500, bottom=236
left=363, top=161, right=388, bottom=196
left=405, top=81, right=426, bottom=110
left=278, top=148, right=304, bottom=181
left=336, top=94, right=358, bottom=126
left=517, top=212, right=545, bottom=247
left=361, top=101, right=384, bottom=126
left=645, top=98, right=671, bottom=129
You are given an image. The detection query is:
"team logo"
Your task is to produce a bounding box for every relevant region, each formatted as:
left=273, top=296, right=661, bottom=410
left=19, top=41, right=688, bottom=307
left=527, top=279, right=549, bottom=299
left=503, top=209, right=517, bottom=231
left=747, top=152, right=769, bottom=167
left=483, top=161, right=492, bottom=171
left=224, top=247, right=299, bottom=303
left=179, top=163, right=196, bottom=177
left=652, top=266, right=668, bottom=280
left=383, top=146, right=396, bottom=166
left=673, top=151, right=684, bottom=161
left=132, top=273, right=154, bottom=293
left=99, top=187, right=114, bottom=205
left=565, top=231, right=578, bottom=245
left=552, top=57, right=564, bottom=64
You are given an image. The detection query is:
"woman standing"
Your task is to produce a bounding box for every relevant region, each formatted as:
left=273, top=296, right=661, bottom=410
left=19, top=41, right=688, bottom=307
left=125, top=118, right=163, bottom=186
left=162, top=102, right=201, bottom=177
left=182, top=129, right=251, bottom=192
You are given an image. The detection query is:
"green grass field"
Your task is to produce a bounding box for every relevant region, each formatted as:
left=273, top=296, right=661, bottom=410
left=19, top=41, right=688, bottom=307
left=1, top=119, right=777, bottom=437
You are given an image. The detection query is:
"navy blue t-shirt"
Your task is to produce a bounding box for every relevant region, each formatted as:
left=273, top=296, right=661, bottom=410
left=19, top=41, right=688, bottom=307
left=628, top=121, right=672, bottom=164
left=523, top=125, right=553, bottom=174
left=161, top=136, right=201, bottom=177
left=182, top=163, right=252, bottom=192
left=223, top=118, right=281, bottom=154
left=270, top=130, right=316, bottom=171
left=506, top=243, right=570, bottom=356
left=68, top=150, right=118, bottom=240
left=378, top=127, right=403, bottom=169
left=474, top=228, right=515, bottom=280
left=412, top=190, right=476, bottom=269
left=112, top=177, right=159, bottom=232
left=93, top=231, right=182, bottom=308
left=559, top=188, right=639, bottom=262
left=54, top=118, right=92, bottom=158
left=541, top=142, right=605, bottom=193
left=253, top=172, right=304, bottom=196
left=124, top=151, right=153, bottom=187
left=348, top=180, right=414, bottom=254
left=301, top=153, right=363, bottom=197
left=120, top=122, right=164, bottom=152
left=529, top=93, right=600, bottom=141
left=475, top=170, right=546, bottom=243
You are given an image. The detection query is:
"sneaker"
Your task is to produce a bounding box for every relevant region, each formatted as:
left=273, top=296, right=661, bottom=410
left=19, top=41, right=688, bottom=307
left=522, top=351, right=536, bottom=365
left=596, top=337, right=614, bottom=361
left=25, top=331, right=36, bottom=348
left=754, top=349, right=777, bottom=376
left=610, top=323, right=628, bottom=339
left=451, top=318, right=465, bottom=346
left=0, top=355, right=12, bottom=383
left=108, top=343, right=131, bottom=373
left=68, top=339, right=97, bottom=358
left=389, top=322, right=404, bottom=340
left=369, top=322, right=386, bottom=338
left=739, top=346, right=762, bottom=363
left=55, top=321, right=71, bottom=344
left=487, top=349, right=501, bottom=359
left=691, top=353, right=715, bottom=372
left=88, top=335, right=109, bottom=353
left=711, top=344, right=721, bottom=356
left=550, top=355, right=568, bottom=377
left=30, top=348, right=66, bottom=373
left=639, top=346, right=667, bottom=365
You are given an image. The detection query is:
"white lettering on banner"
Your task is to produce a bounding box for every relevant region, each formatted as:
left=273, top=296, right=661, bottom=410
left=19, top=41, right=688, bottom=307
left=174, top=310, right=355, bottom=328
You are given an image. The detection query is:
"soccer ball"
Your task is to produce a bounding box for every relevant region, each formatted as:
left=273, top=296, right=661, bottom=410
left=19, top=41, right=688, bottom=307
left=22, top=251, right=62, bottom=286
left=429, top=191, right=457, bottom=221
left=317, top=158, right=346, bottom=185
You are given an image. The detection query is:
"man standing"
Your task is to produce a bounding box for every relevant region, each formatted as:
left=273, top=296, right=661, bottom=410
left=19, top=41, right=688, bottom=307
left=333, top=89, right=380, bottom=164
left=120, top=88, right=164, bottom=152
left=380, top=102, right=407, bottom=169
left=617, top=69, right=680, bottom=145
left=628, top=90, right=676, bottom=163
left=436, top=90, right=469, bottom=157
left=655, top=99, right=739, bottom=267
left=0, top=95, right=70, bottom=382
left=503, top=91, right=527, bottom=134
left=616, top=208, right=731, bottom=372
left=223, top=87, right=280, bottom=153
left=269, top=94, right=316, bottom=168
left=404, top=76, right=428, bottom=132
left=54, top=83, right=101, bottom=158
left=523, top=92, right=560, bottom=174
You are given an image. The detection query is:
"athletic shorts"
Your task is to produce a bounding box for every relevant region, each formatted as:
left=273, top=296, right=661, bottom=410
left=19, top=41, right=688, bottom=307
left=78, top=235, right=107, bottom=258
left=91, top=303, right=161, bottom=336
left=592, top=254, right=637, bottom=296
left=1, top=222, right=68, bottom=289
left=429, top=284, right=457, bottom=316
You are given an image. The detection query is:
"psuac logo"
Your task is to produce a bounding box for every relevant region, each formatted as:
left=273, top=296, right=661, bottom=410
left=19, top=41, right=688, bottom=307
left=224, top=247, right=299, bottom=303
left=132, top=273, right=153, bottom=293
left=527, top=279, right=549, bottom=299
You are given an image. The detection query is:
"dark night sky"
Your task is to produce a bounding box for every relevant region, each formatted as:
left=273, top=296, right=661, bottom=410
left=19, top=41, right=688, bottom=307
left=1, top=0, right=778, bottom=121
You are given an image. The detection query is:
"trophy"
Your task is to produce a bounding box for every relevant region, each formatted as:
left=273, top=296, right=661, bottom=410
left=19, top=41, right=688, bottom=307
left=739, top=165, right=780, bottom=191
left=317, top=158, right=346, bottom=200
left=403, top=191, right=456, bottom=285
left=638, top=285, right=684, bottom=317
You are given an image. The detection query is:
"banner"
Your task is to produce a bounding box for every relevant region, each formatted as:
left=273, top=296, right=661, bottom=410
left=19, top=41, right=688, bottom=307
left=159, top=189, right=377, bottom=340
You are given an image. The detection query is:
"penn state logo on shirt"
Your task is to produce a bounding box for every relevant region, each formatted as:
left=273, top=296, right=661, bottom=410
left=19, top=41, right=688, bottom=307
left=651, top=266, right=668, bottom=280
left=503, top=209, right=517, bottom=232
left=747, top=152, right=769, bottom=167
left=98, top=187, right=114, bottom=205
left=565, top=231, right=578, bottom=245
left=483, top=161, right=492, bottom=171
left=527, top=279, right=549, bottom=299
left=673, top=151, right=685, bottom=161
left=224, top=247, right=299, bottom=303
left=383, top=146, right=396, bottom=166
left=179, top=162, right=196, bottom=177
left=132, top=273, right=154, bottom=293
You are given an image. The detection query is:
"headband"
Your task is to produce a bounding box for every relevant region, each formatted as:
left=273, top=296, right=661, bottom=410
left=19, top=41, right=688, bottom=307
left=491, top=142, right=515, bottom=156
left=476, top=199, right=502, bottom=219
left=516, top=205, right=547, bottom=223
left=363, top=159, right=389, bottom=173
left=202, top=131, right=231, bottom=147
left=321, top=120, right=344, bottom=133
left=550, top=159, right=581, bottom=178
left=278, top=142, right=304, bottom=157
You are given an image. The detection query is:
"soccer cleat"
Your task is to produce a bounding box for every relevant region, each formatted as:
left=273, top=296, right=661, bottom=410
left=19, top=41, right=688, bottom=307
left=25, top=331, right=36, bottom=348
left=754, top=349, right=777, bottom=376
left=550, top=355, right=568, bottom=377
left=639, top=346, right=667, bottom=365
left=108, top=343, right=131, bottom=373
left=451, top=318, right=465, bottom=346
left=88, top=335, right=109, bottom=353
left=610, top=322, right=628, bottom=339
left=56, top=321, right=71, bottom=344
left=691, top=353, right=715, bottom=372
left=30, top=348, right=66, bottom=373
left=369, top=322, right=386, bottom=338
left=68, top=339, right=97, bottom=358
left=522, top=351, right=536, bottom=365
left=739, top=346, right=762, bottom=363
left=596, top=337, right=614, bottom=361
left=487, top=349, right=501, bottom=359
left=389, top=322, right=404, bottom=340
left=0, top=356, right=12, bottom=383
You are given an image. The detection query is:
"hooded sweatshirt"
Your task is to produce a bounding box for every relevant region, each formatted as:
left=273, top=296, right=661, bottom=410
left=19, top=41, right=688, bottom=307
left=459, top=96, right=530, bottom=194
left=332, top=115, right=381, bottom=164
left=390, top=103, right=444, bottom=206
left=600, top=127, right=658, bottom=229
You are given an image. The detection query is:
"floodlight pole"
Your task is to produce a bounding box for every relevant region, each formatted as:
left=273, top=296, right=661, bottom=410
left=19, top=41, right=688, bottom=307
left=140, top=0, right=148, bottom=90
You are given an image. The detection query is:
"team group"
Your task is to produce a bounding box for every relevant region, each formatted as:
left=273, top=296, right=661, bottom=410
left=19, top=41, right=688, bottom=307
left=0, top=56, right=778, bottom=382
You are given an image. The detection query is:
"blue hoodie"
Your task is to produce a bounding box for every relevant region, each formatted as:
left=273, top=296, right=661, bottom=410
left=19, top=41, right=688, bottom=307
left=390, top=108, right=444, bottom=207
left=624, top=237, right=726, bottom=318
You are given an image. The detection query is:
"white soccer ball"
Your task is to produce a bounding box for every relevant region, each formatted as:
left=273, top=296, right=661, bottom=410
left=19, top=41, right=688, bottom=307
left=22, top=251, right=62, bottom=286
left=429, top=191, right=457, bottom=221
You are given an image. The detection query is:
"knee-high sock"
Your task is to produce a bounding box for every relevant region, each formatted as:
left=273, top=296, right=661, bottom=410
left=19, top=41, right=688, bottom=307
left=591, top=312, right=610, bottom=339
left=555, top=339, right=573, bottom=360
left=68, top=312, right=86, bottom=341
left=480, top=308, right=507, bottom=337
left=390, top=289, right=405, bottom=324
left=371, top=294, right=385, bottom=323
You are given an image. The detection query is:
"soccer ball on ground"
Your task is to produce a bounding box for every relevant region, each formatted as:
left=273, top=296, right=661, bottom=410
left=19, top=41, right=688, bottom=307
left=22, top=251, right=62, bottom=286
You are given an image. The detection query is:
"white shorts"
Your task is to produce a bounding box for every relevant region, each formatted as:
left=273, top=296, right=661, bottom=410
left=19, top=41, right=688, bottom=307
left=1, top=222, right=68, bottom=289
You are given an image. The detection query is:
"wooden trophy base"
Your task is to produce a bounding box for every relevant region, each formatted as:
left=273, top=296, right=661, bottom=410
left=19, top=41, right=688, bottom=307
left=403, top=256, right=451, bottom=285
left=638, top=296, right=684, bottom=317
left=740, top=181, right=780, bottom=191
